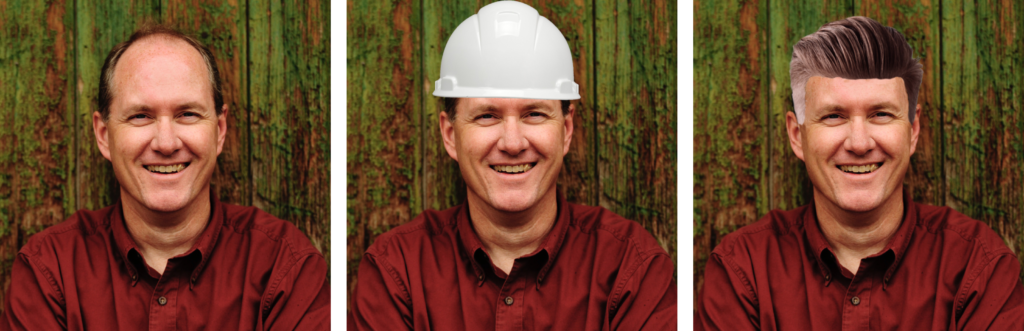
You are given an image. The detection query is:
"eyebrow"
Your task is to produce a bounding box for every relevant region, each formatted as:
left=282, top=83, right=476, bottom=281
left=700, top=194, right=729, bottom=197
left=122, top=102, right=208, bottom=114
left=816, top=101, right=903, bottom=114
left=470, top=101, right=554, bottom=113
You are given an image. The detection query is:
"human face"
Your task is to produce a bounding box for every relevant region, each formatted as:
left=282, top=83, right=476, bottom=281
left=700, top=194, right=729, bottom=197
left=786, top=76, right=920, bottom=214
left=93, top=36, right=226, bottom=215
left=440, top=98, right=573, bottom=214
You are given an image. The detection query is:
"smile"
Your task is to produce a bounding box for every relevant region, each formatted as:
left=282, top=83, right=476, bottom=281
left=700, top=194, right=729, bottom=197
left=837, top=162, right=882, bottom=174
left=491, top=163, right=535, bottom=174
left=145, top=163, right=189, bottom=174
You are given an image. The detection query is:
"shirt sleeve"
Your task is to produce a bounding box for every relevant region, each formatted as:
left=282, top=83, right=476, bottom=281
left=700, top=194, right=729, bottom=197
left=0, top=252, right=67, bottom=330
left=260, top=252, right=330, bottom=330
left=348, top=252, right=413, bottom=331
left=956, top=252, right=1024, bottom=329
left=695, top=252, right=759, bottom=331
left=607, top=251, right=677, bottom=330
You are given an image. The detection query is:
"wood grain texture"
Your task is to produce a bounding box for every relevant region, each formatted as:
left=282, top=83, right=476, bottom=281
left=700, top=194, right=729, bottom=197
left=696, top=0, right=1024, bottom=309
left=693, top=0, right=768, bottom=298
left=0, top=0, right=74, bottom=312
left=348, top=0, right=677, bottom=305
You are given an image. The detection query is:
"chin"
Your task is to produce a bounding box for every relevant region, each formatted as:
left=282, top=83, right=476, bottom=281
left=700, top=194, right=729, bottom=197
left=833, top=191, right=887, bottom=213
left=486, top=191, right=540, bottom=213
left=140, top=190, right=196, bottom=213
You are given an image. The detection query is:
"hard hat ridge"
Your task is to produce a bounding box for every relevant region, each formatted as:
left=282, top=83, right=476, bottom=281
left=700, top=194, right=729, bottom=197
left=434, top=0, right=580, bottom=100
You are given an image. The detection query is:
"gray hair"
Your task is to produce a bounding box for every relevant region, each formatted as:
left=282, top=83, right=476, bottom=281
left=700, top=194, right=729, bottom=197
left=790, top=16, right=922, bottom=124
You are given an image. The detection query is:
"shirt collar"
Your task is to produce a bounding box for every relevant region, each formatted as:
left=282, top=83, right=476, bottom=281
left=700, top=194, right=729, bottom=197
left=456, top=190, right=572, bottom=287
left=805, top=190, right=917, bottom=287
left=111, top=191, right=226, bottom=287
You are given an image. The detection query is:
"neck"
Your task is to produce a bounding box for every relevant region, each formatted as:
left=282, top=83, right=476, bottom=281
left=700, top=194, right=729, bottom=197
left=121, top=188, right=211, bottom=274
left=815, top=187, right=904, bottom=274
left=467, top=187, right=559, bottom=274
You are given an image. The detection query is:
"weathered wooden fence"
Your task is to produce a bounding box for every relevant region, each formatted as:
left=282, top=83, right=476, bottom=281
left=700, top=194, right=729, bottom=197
left=695, top=0, right=1024, bottom=306
left=0, top=0, right=330, bottom=312
left=348, top=0, right=677, bottom=303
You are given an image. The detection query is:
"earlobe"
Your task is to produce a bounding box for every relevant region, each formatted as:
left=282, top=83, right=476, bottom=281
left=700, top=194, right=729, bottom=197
left=563, top=103, right=575, bottom=155
left=785, top=111, right=805, bottom=161
left=217, top=104, right=229, bottom=155
left=439, top=112, right=458, bottom=161
left=92, top=111, right=113, bottom=161
left=910, top=103, right=921, bottom=154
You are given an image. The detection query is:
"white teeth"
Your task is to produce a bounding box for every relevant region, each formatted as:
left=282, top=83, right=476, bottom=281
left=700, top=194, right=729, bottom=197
left=493, top=163, right=534, bottom=174
left=839, top=163, right=880, bottom=174
left=146, top=163, right=187, bottom=174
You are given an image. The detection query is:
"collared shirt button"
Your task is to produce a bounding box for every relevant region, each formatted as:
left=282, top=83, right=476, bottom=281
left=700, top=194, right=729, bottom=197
left=131, top=274, right=137, bottom=281
left=504, top=296, right=514, bottom=306
left=851, top=296, right=860, bottom=305
left=478, top=274, right=484, bottom=280
left=158, top=296, right=168, bottom=305
left=824, top=274, right=830, bottom=281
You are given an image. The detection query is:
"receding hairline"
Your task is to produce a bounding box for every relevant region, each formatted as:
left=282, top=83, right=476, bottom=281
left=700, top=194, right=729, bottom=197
left=108, top=34, right=211, bottom=99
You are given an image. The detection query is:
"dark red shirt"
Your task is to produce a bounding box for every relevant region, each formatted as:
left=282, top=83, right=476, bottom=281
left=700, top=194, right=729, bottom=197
left=697, top=192, right=1024, bottom=330
left=349, top=193, right=676, bottom=330
left=0, top=195, right=330, bottom=330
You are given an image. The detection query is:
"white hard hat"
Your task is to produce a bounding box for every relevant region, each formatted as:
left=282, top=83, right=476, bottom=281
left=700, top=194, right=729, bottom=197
left=433, top=1, right=580, bottom=100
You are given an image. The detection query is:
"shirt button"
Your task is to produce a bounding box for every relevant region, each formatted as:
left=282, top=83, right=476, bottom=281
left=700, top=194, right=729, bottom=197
left=504, top=296, right=514, bottom=306
left=131, top=274, right=137, bottom=281
left=851, top=296, right=860, bottom=305
left=478, top=274, right=484, bottom=280
left=158, top=296, right=168, bottom=305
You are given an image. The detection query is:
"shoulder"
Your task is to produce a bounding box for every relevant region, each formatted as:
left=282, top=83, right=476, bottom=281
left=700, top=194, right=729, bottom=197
left=712, top=205, right=810, bottom=259
left=363, top=205, right=461, bottom=259
left=913, top=202, right=1013, bottom=257
left=219, top=203, right=323, bottom=260
left=19, top=206, right=116, bottom=259
left=567, top=203, right=666, bottom=258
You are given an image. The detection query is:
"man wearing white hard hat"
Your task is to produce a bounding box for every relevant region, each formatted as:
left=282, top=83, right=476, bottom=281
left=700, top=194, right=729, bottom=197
left=349, top=1, right=677, bottom=330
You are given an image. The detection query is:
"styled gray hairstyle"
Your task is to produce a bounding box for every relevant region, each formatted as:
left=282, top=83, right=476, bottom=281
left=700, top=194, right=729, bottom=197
left=790, top=16, right=922, bottom=124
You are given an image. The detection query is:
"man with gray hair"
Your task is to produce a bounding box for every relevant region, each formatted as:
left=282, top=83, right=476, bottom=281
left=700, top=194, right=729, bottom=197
left=697, top=16, right=1023, bottom=330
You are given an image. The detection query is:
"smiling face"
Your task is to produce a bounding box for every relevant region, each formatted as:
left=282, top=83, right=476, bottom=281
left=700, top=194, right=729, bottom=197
left=786, top=76, right=920, bottom=214
left=93, top=36, right=226, bottom=215
left=440, top=98, right=573, bottom=214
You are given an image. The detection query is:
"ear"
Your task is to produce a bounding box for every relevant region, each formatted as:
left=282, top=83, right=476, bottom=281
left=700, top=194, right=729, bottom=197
left=92, top=111, right=113, bottom=161
left=217, top=104, right=229, bottom=155
left=785, top=111, right=805, bottom=161
left=439, top=111, right=458, bottom=161
left=562, top=102, right=575, bottom=155
left=909, top=103, right=921, bottom=155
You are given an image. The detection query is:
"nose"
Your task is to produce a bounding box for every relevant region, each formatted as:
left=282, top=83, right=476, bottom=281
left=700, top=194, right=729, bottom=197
left=150, top=117, right=183, bottom=155
left=844, top=117, right=876, bottom=155
left=495, top=116, right=528, bottom=156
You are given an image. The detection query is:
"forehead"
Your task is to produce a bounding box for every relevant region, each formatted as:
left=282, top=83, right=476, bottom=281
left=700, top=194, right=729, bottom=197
left=111, top=36, right=211, bottom=98
left=804, top=76, right=907, bottom=111
left=458, top=98, right=560, bottom=111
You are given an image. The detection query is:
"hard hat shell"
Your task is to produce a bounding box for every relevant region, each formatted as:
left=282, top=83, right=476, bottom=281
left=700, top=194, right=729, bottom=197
left=433, top=1, right=580, bottom=100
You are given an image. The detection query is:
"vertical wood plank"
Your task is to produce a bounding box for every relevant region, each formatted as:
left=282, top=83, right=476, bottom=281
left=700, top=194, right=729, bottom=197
left=594, top=0, right=677, bottom=262
left=693, top=0, right=768, bottom=305
left=248, top=0, right=331, bottom=257
left=346, top=0, right=422, bottom=297
left=74, top=0, right=160, bottom=212
left=161, top=0, right=252, bottom=209
left=942, top=0, right=1024, bottom=272
left=0, top=0, right=74, bottom=313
